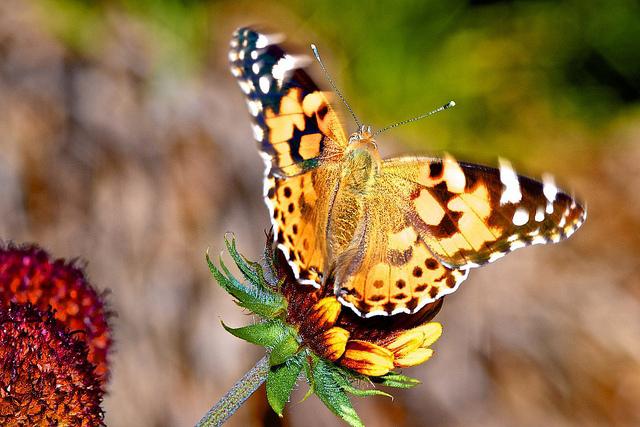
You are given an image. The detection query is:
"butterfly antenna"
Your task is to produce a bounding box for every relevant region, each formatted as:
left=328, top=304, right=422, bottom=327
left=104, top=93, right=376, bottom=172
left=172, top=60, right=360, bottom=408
left=311, top=44, right=362, bottom=128
left=374, top=101, right=456, bottom=136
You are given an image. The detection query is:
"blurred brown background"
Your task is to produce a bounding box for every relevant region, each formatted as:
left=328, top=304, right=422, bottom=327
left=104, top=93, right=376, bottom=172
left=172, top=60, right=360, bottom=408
left=1, top=0, right=639, bottom=426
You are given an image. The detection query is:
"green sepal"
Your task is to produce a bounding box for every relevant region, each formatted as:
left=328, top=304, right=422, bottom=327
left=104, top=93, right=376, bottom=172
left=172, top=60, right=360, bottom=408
left=269, top=327, right=300, bottom=366
left=372, top=372, right=421, bottom=389
left=222, top=319, right=288, bottom=348
left=266, top=353, right=305, bottom=417
left=309, top=355, right=364, bottom=427
left=224, top=235, right=271, bottom=290
left=335, top=378, right=391, bottom=398
left=207, top=253, right=285, bottom=318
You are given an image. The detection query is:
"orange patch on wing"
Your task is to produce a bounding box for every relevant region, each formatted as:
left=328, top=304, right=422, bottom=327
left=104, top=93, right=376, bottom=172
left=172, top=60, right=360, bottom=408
left=265, top=89, right=306, bottom=143
left=302, top=91, right=346, bottom=144
left=438, top=232, right=473, bottom=257
left=280, top=88, right=304, bottom=114
left=447, top=183, right=499, bottom=251
left=265, top=109, right=305, bottom=143
left=302, top=91, right=327, bottom=116
left=299, top=133, right=322, bottom=160
left=414, top=189, right=445, bottom=225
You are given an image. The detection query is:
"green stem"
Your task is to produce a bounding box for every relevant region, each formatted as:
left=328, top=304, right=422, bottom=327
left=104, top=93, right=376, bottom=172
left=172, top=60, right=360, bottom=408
left=195, top=355, right=270, bottom=427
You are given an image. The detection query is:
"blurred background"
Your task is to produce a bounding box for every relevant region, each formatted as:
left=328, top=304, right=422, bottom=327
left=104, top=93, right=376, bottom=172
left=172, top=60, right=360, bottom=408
left=1, top=0, right=639, bottom=426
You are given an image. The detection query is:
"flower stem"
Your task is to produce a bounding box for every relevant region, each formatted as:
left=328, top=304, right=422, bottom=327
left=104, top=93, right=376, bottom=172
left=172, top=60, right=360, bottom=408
left=195, top=355, right=270, bottom=427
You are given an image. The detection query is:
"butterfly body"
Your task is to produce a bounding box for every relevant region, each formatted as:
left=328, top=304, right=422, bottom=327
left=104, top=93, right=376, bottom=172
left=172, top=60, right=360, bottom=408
left=229, top=27, right=586, bottom=318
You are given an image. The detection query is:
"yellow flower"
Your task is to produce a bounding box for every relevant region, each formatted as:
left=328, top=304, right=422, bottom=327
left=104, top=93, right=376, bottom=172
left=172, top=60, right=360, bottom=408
left=289, top=288, right=443, bottom=376
left=318, top=326, right=350, bottom=361
left=308, top=297, right=342, bottom=330
left=340, top=340, right=395, bottom=376
left=383, top=322, right=442, bottom=368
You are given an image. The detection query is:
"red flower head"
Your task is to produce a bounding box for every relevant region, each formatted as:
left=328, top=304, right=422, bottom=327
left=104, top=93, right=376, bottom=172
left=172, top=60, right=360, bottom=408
left=0, top=304, right=104, bottom=426
left=0, top=244, right=111, bottom=383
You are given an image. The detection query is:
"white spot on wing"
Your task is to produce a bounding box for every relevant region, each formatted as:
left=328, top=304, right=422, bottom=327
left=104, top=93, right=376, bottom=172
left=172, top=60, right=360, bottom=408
left=488, top=251, right=506, bottom=263
left=259, top=76, right=270, bottom=93
left=252, top=124, right=264, bottom=141
left=546, top=203, right=554, bottom=214
left=443, top=155, right=466, bottom=193
left=558, top=209, right=568, bottom=227
left=256, top=33, right=284, bottom=49
left=256, top=34, right=269, bottom=48
left=512, top=207, right=529, bottom=226
left=365, top=309, right=389, bottom=318
left=499, top=158, right=522, bottom=205
left=238, top=80, right=252, bottom=94
left=338, top=296, right=363, bottom=317
left=391, top=307, right=411, bottom=316
left=252, top=63, right=260, bottom=74
left=531, top=236, right=548, bottom=244
left=535, top=206, right=545, bottom=222
left=272, top=54, right=310, bottom=85
left=246, top=99, right=262, bottom=116
left=542, top=173, right=558, bottom=203
left=510, top=240, right=526, bottom=251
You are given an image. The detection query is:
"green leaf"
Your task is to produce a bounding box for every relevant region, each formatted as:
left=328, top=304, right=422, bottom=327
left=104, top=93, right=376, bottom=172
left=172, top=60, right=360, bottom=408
left=325, top=361, right=392, bottom=398
left=222, top=319, right=288, bottom=348
left=269, top=328, right=300, bottom=366
left=207, top=253, right=286, bottom=318
left=373, top=372, right=421, bottom=389
left=266, top=354, right=304, bottom=417
left=224, top=235, right=262, bottom=286
left=337, top=378, right=392, bottom=398
left=311, top=357, right=364, bottom=427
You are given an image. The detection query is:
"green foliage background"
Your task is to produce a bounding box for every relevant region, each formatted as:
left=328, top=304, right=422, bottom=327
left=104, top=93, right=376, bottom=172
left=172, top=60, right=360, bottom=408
left=43, top=0, right=640, bottom=162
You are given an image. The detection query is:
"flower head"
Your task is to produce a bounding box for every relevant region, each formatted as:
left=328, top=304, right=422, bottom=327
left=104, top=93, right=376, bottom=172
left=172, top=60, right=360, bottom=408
left=0, top=244, right=111, bottom=382
left=0, top=304, right=104, bottom=426
left=211, top=235, right=445, bottom=426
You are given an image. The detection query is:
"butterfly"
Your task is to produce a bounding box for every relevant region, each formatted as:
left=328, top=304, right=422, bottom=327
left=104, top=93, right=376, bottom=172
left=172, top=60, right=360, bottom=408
left=229, top=27, right=586, bottom=318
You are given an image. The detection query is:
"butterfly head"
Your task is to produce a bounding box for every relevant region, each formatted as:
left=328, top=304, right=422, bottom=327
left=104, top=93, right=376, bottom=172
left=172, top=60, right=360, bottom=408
left=348, top=124, right=378, bottom=150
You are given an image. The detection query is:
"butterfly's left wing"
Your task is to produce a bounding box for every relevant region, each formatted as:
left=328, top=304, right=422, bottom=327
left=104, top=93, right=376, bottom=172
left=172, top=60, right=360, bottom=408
left=333, top=156, right=585, bottom=317
left=383, top=156, right=586, bottom=268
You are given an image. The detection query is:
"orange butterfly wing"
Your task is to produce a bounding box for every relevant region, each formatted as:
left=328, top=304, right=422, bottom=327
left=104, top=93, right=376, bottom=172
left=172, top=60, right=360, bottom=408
left=334, top=156, right=585, bottom=316
left=383, top=156, right=586, bottom=268
left=230, top=28, right=346, bottom=285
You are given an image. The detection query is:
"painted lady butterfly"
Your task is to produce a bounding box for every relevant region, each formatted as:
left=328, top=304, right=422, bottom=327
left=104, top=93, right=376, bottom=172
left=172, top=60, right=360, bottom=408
left=229, top=27, right=586, bottom=318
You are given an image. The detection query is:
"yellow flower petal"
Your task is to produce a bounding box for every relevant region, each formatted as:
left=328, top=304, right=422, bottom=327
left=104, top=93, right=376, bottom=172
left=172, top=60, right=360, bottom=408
left=413, top=322, right=442, bottom=348
left=318, top=327, right=350, bottom=361
left=340, top=340, right=394, bottom=377
left=384, top=329, right=424, bottom=358
left=308, top=297, right=342, bottom=330
left=393, top=348, right=434, bottom=368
